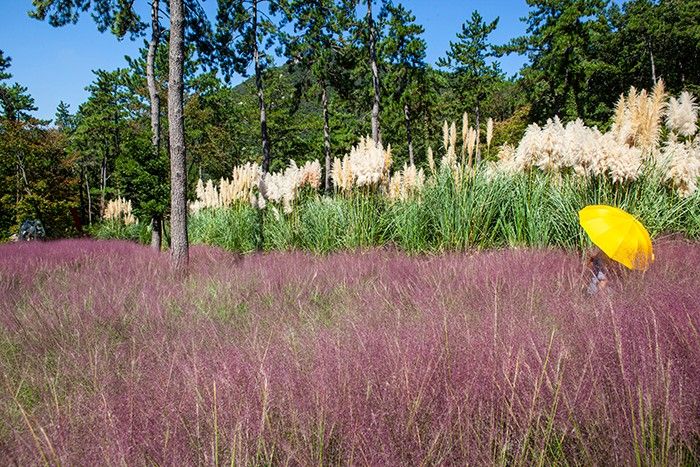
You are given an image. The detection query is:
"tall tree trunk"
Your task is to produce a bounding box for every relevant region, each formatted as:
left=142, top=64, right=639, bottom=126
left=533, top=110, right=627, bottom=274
left=404, top=103, right=414, bottom=166
left=15, top=156, right=19, bottom=204
left=649, top=43, right=656, bottom=84
left=321, top=84, right=332, bottom=192
left=253, top=0, right=271, bottom=173
left=85, top=176, right=92, bottom=225
left=100, top=152, right=107, bottom=217
left=367, top=0, right=381, bottom=145
left=168, top=0, right=188, bottom=273
left=79, top=167, right=85, bottom=226
left=252, top=0, right=268, bottom=251
left=147, top=0, right=162, bottom=251
left=114, top=109, right=120, bottom=160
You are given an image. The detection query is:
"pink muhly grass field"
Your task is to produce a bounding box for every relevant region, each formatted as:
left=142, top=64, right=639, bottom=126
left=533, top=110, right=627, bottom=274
left=0, top=239, right=698, bottom=465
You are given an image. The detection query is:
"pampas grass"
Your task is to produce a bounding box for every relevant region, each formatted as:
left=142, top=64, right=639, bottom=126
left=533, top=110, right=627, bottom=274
left=667, top=91, right=698, bottom=138
left=660, top=140, right=700, bottom=197
left=332, top=136, right=390, bottom=191
left=612, top=81, right=667, bottom=154
left=388, top=164, right=425, bottom=203
left=104, top=197, right=137, bottom=225
left=260, top=160, right=322, bottom=214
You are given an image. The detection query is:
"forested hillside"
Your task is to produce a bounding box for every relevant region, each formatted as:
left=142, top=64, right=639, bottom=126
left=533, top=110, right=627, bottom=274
left=1, top=0, right=699, bottom=244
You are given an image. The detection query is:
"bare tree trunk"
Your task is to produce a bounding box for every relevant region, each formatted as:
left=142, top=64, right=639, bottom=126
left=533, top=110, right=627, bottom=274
left=86, top=176, right=92, bottom=225
left=15, top=154, right=30, bottom=195
left=253, top=0, right=271, bottom=173
left=423, top=97, right=430, bottom=150
left=168, top=0, right=188, bottom=273
left=252, top=0, right=268, bottom=250
left=649, top=43, right=656, bottom=84
left=404, top=103, right=414, bottom=166
left=322, top=84, right=332, bottom=192
left=147, top=0, right=162, bottom=251
left=367, top=0, right=381, bottom=145
left=147, top=0, right=161, bottom=156
left=79, top=167, right=85, bottom=226
left=15, top=158, right=20, bottom=204
left=100, top=152, right=107, bottom=217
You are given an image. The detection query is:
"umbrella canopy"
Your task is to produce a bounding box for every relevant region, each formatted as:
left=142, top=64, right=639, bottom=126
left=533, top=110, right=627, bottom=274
left=579, top=205, right=654, bottom=270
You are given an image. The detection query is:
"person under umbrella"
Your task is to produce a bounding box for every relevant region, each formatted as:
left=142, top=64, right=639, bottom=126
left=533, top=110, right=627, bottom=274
left=578, top=205, right=654, bottom=295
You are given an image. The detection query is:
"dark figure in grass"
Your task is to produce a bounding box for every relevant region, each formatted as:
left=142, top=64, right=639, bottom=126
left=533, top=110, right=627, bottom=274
left=587, top=248, right=613, bottom=295
left=19, top=220, right=46, bottom=241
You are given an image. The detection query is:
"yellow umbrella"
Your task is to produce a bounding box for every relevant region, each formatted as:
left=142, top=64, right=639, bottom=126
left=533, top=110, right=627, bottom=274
left=578, top=205, right=654, bottom=270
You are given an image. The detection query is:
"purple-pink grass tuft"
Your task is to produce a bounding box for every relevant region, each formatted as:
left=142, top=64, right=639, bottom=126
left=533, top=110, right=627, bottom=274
left=0, top=239, right=698, bottom=464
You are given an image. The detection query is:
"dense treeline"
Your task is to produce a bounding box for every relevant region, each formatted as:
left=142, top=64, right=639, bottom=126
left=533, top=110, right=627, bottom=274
left=1, top=0, right=699, bottom=252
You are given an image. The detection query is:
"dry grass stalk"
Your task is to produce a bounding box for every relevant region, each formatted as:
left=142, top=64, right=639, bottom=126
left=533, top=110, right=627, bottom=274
left=427, top=146, right=436, bottom=175
left=441, top=122, right=459, bottom=169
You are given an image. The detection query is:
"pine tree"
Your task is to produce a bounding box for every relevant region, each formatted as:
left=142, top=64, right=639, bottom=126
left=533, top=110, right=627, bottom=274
left=0, top=50, right=38, bottom=122
left=367, top=0, right=381, bottom=144
left=168, top=0, right=189, bottom=273
left=31, top=0, right=213, bottom=267
left=502, top=0, right=608, bottom=122
left=54, top=101, right=74, bottom=131
left=438, top=11, right=501, bottom=165
left=380, top=2, right=426, bottom=166
left=146, top=0, right=164, bottom=250
left=216, top=0, right=286, bottom=175
left=283, top=0, right=353, bottom=190
left=0, top=50, right=11, bottom=81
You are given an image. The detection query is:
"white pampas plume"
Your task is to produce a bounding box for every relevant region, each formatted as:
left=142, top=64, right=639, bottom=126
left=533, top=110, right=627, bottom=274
left=441, top=122, right=458, bottom=169
left=442, top=121, right=449, bottom=152
left=350, top=136, right=386, bottom=187
left=105, top=196, right=138, bottom=225
left=660, top=140, right=700, bottom=197
left=388, top=163, right=425, bottom=202
left=666, top=91, right=698, bottom=138
left=467, top=127, right=477, bottom=167
left=427, top=146, right=435, bottom=175
left=299, top=160, right=322, bottom=189
left=613, top=81, right=666, bottom=154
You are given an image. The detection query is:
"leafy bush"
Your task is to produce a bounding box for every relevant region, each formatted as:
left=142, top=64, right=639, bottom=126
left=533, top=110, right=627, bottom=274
left=90, top=220, right=150, bottom=244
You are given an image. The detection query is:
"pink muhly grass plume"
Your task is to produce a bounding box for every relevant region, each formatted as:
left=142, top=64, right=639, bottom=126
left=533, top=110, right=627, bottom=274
left=0, top=239, right=698, bottom=464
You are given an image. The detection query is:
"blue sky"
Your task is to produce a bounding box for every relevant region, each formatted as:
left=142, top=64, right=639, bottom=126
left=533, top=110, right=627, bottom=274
left=1, top=0, right=529, bottom=120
